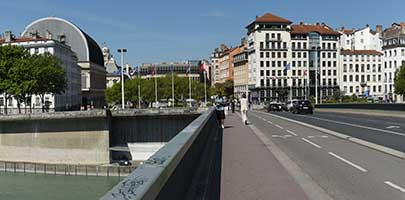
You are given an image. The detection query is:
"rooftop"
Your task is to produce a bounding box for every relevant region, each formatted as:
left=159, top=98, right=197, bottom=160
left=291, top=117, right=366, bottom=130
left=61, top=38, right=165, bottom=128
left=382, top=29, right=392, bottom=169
left=341, top=50, right=383, bottom=55
left=247, top=13, right=292, bottom=28
left=291, top=23, right=341, bottom=35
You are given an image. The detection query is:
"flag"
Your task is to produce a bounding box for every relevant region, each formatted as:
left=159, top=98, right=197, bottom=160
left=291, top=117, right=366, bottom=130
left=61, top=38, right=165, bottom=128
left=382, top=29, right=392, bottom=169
left=151, top=66, right=157, bottom=76
left=186, top=66, right=191, bottom=76
left=283, top=63, right=291, bottom=73
left=199, top=62, right=205, bottom=73
left=303, top=70, right=307, bottom=76
left=170, top=65, right=174, bottom=72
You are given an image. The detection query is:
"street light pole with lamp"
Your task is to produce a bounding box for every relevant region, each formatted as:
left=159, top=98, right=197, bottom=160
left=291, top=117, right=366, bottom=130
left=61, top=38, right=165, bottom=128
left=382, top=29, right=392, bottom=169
left=118, top=48, right=127, bottom=109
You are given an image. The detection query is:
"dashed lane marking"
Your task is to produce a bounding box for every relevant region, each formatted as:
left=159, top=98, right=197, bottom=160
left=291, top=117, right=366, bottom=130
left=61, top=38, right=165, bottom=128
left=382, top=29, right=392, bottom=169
left=328, top=152, right=368, bottom=173
left=302, top=138, right=322, bottom=149
left=286, top=130, right=298, bottom=136
left=384, top=181, right=405, bottom=193
left=275, top=124, right=284, bottom=129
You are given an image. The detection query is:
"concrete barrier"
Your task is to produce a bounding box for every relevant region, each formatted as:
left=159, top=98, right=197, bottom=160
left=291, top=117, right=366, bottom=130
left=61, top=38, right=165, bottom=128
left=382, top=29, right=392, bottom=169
left=101, top=108, right=222, bottom=200
left=0, top=109, right=201, bottom=165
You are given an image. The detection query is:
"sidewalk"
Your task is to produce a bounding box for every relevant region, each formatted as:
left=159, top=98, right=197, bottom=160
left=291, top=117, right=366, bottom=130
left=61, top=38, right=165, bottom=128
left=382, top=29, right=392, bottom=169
left=221, top=113, right=309, bottom=200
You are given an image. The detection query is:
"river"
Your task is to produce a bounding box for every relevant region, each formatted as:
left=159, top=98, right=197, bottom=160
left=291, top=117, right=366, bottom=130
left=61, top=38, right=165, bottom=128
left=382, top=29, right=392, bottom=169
left=0, top=172, right=122, bottom=200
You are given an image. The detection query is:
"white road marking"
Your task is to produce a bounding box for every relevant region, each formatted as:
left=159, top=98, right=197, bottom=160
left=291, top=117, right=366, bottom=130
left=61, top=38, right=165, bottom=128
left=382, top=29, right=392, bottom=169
left=267, top=121, right=274, bottom=125
left=386, top=126, right=400, bottom=129
left=328, top=152, right=368, bottom=173
left=304, top=115, right=405, bottom=137
left=286, top=130, right=298, bottom=136
left=275, top=124, right=284, bottom=129
left=302, top=138, right=322, bottom=149
left=385, top=181, right=405, bottom=193
left=308, top=135, right=328, bottom=139
left=272, top=135, right=292, bottom=139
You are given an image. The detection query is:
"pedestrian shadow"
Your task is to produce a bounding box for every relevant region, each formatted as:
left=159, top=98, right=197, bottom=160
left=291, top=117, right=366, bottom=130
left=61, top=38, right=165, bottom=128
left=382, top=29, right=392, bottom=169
left=224, top=126, right=234, bottom=129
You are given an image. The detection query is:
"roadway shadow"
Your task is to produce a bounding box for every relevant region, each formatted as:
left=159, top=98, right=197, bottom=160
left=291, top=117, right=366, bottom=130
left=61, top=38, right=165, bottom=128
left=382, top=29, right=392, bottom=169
left=224, top=126, right=234, bottom=129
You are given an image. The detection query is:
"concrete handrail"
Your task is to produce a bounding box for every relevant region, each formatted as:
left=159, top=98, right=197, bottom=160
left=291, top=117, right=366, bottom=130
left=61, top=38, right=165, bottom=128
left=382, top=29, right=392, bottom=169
left=100, top=108, right=215, bottom=200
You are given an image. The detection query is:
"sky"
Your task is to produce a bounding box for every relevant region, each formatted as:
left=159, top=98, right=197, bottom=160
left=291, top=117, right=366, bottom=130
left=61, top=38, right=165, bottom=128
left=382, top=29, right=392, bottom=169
left=0, top=0, right=404, bottom=66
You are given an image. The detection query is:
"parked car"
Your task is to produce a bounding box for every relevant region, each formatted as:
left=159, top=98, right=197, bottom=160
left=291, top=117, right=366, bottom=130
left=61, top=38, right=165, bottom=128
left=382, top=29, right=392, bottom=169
left=290, top=100, right=313, bottom=114
left=286, top=99, right=299, bottom=112
left=267, top=102, right=282, bottom=112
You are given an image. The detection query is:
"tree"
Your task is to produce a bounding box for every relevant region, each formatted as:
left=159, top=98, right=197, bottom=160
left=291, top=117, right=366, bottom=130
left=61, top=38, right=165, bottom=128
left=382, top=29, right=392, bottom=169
left=394, top=65, right=405, bottom=96
left=31, top=53, right=66, bottom=112
left=0, top=45, right=29, bottom=114
left=8, top=56, right=37, bottom=113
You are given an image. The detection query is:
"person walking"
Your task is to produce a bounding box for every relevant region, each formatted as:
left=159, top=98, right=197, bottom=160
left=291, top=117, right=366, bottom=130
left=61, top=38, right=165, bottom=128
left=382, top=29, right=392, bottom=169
left=240, top=94, right=248, bottom=125
left=215, top=94, right=226, bottom=129
left=231, top=98, right=235, bottom=113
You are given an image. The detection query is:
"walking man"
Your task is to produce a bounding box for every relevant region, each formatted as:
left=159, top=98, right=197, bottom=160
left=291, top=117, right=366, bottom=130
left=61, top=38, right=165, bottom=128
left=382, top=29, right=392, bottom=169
left=215, top=94, right=226, bottom=129
left=240, top=94, right=248, bottom=125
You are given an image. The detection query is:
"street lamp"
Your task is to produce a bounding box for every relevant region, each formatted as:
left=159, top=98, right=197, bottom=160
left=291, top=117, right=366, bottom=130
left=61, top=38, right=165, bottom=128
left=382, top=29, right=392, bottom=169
left=118, top=48, right=127, bottom=109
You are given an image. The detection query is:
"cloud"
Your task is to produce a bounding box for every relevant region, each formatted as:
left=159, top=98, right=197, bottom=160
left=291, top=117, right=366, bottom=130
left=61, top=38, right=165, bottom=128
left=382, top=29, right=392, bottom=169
left=201, top=11, right=225, bottom=17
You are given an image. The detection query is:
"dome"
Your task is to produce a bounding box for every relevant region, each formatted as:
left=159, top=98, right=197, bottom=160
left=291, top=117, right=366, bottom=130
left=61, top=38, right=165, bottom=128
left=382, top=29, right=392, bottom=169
left=22, top=17, right=104, bottom=66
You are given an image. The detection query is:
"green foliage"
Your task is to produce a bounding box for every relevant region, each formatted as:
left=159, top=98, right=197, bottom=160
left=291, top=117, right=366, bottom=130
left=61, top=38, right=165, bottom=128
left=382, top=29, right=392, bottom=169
left=105, top=74, right=210, bottom=107
left=213, top=80, right=234, bottom=97
left=0, top=46, right=67, bottom=113
left=394, top=65, right=405, bottom=96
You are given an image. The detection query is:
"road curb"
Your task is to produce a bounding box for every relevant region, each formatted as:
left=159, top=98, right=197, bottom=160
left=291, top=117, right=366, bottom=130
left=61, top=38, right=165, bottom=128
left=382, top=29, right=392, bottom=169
left=257, top=111, right=405, bottom=160
left=316, top=109, right=405, bottom=119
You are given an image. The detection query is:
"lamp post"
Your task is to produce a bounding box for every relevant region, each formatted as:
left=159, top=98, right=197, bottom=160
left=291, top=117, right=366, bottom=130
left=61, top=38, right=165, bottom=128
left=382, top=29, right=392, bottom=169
left=118, top=48, right=127, bottom=109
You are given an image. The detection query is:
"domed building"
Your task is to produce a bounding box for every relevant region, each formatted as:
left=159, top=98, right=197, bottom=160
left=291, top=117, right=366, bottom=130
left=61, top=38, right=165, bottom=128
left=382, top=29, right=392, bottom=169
left=22, top=17, right=106, bottom=108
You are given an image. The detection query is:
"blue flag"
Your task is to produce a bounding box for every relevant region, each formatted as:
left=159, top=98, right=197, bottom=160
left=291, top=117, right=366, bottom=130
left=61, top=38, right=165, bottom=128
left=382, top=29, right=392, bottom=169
left=283, top=63, right=291, bottom=73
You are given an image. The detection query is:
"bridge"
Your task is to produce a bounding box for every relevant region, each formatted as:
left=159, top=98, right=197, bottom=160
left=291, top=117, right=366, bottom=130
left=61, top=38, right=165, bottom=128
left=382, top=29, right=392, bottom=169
left=101, top=105, right=405, bottom=200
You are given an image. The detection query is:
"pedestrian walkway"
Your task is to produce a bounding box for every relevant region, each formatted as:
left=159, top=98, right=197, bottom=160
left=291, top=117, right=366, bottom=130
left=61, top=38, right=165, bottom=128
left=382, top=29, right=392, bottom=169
left=221, top=113, right=309, bottom=200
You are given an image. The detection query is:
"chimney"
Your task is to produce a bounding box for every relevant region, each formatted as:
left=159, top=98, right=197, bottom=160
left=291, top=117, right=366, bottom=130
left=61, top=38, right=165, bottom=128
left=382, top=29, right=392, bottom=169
left=340, top=26, right=345, bottom=31
left=4, top=31, right=12, bottom=42
left=316, top=22, right=320, bottom=26
left=401, top=22, right=405, bottom=34
left=46, top=30, right=52, bottom=39
left=321, top=22, right=326, bottom=26
left=300, top=22, right=304, bottom=25
left=376, top=25, right=383, bottom=34
left=241, top=37, right=247, bottom=46
left=220, top=44, right=228, bottom=51
left=366, top=24, right=369, bottom=28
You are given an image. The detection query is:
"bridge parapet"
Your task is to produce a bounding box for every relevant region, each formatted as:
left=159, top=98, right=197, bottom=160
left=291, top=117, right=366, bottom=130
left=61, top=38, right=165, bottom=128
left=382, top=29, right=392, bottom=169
left=101, top=108, right=222, bottom=200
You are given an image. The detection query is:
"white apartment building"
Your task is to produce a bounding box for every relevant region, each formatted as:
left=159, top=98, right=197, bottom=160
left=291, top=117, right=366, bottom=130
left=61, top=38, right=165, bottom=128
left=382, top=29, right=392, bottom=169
left=246, top=13, right=340, bottom=102
left=381, top=23, right=405, bottom=102
left=0, top=31, right=81, bottom=113
left=339, top=25, right=382, bottom=51
left=340, top=50, right=384, bottom=97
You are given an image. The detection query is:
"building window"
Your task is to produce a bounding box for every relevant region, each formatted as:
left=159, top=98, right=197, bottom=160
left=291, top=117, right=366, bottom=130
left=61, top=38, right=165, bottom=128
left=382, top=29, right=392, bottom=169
left=343, top=75, right=347, bottom=82
left=260, top=52, right=264, bottom=58
left=260, top=42, right=264, bottom=49
left=260, top=61, right=264, bottom=67
left=0, top=97, right=3, bottom=106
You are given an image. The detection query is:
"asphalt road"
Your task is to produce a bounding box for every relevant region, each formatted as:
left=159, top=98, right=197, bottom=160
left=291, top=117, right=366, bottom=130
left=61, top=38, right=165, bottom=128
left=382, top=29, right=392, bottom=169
left=249, top=110, right=405, bottom=200
left=270, top=111, right=405, bottom=152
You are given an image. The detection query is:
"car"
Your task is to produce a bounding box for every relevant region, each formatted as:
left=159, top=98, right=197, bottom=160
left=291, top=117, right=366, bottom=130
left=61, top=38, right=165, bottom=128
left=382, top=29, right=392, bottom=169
left=267, top=102, right=282, bottom=112
left=290, top=100, right=313, bottom=114
left=286, top=99, right=299, bottom=112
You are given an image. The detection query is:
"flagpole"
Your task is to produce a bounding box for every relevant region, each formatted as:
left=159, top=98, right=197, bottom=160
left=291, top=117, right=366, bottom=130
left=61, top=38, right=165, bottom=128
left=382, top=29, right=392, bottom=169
left=189, top=76, right=192, bottom=107
left=172, top=68, right=174, bottom=107
left=138, top=66, right=141, bottom=108
left=154, top=67, right=158, bottom=106
left=204, top=71, right=207, bottom=106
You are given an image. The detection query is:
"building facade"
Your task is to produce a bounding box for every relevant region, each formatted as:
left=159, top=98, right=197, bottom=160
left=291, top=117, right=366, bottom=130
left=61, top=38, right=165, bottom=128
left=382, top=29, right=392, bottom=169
left=233, top=49, right=248, bottom=97
left=22, top=17, right=106, bottom=108
left=139, top=61, right=200, bottom=81
left=381, top=23, right=405, bottom=102
left=340, top=50, right=384, bottom=97
left=0, top=32, right=81, bottom=113
left=246, top=13, right=340, bottom=102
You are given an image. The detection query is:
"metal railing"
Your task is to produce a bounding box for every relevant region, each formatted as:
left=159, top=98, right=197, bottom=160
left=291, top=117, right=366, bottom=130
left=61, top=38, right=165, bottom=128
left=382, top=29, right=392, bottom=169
left=101, top=108, right=222, bottom=200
